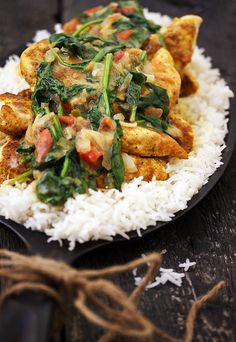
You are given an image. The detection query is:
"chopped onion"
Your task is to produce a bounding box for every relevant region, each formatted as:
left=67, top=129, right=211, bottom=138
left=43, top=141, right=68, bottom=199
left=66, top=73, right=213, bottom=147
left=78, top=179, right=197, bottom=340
left=120, top=121, right=138, bottom=127
left=113, top=113, right=125, bottom=121
left=76, top=129, right=115, bottom=170
left=45, top=50, right=55, bottom=63
left=122, top=153, right=138, bottom=173
left=76, top=130, right=91, bottom=153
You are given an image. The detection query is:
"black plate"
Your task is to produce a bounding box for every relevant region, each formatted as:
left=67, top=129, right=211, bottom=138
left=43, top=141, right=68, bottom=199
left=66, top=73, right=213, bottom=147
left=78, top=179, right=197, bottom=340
left=0, top=48, right=235, bottom=261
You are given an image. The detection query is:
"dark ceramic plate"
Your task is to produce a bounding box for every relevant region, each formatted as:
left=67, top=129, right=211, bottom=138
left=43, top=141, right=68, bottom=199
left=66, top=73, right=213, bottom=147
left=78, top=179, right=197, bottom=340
left=0, top=48, right=235, bottom=263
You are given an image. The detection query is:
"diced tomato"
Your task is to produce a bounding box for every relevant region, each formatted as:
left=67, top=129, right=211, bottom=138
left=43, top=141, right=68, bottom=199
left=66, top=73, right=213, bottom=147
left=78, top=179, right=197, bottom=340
left=112, top=5, right=119, bottom=13
left=63, top=18, right=80, bottom=33
left=79, top=149, right=103, bottom=165
left=115, top=29, right=133, bottom=41
left=58, top=115, right=76, bottom=125
left=84, top=6, right=103, bottom=15
left=35, top=129, right=53, bottom=164
left=114, top=50, right=125, bottom=62
left=99, top=117, right=114, bottom=132
left=121, top=6, right=136, bottom=15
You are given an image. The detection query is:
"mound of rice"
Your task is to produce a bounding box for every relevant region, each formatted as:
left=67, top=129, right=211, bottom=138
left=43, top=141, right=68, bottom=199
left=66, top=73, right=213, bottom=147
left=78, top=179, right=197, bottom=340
left=0, top=11, right=233, bottom=250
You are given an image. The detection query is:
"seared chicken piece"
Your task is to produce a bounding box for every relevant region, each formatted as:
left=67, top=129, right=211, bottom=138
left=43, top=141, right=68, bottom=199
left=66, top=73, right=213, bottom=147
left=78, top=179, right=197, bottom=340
left=20, top=39, right=50, bottom=88
left=0, top=137, right=29, bottom=183
left=180, top=66, right=199, bottom=97
left=145, top=15, right=202, bottom=74
left=0, top=132, right=8, bottom=147
left=167, top=106, right=194, bottom=153
left=121, top=126, right=187, bottom=159
left=0, top=93, right=33, bottom=136
left=125, top=155, right=168, bottom=182
left=149, top=48, right=181, bottom=109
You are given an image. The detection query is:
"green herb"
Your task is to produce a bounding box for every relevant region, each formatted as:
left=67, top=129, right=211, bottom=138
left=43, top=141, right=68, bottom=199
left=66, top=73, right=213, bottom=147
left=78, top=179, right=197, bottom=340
left=17, top=143, right=35, bottom=155
left=138, top=83, right=170, bottom=119
left=111, top=129, right=124, bottom=191
left=157, top=31, right=167, bottom=49
left=50, top=33, right=97, bottom=59
left=50, top=48, right=90, bottom=69
left=36, top=157, right=87, bottom=205
left=102, top=53, right=113, bottom=117
left=72, top=18, right=103, bottom=37
left=60, top=156, right=71, bottom=178
left=49, top=117, right=64, bottom=142
left=87, top=99, right=102, bottom=131
left=32, top=62, right=94, bottom=116
left=43, top=138, right=75, bottom=166
left=112, top=19, right=135, bottom=32
left=136, top=113, right=169, bottom=133
left=92, top=45, right=121, bottom=62
left=8, top=170, right=33, bottom=185
left=140, top=51, right=147, bottom=64
left=126, top=72, right=146, bottom=122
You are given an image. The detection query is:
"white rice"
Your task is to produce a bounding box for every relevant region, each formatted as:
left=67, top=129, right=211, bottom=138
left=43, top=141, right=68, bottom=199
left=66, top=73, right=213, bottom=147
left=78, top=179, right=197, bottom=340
left=0, top=12, right=233, bottom=250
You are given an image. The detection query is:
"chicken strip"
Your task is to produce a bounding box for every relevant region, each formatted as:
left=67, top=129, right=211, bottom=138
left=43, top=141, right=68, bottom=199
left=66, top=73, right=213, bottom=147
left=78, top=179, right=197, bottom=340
left=125, top=155, right=168, bottom=182
left=167, top=106, right=194, bottom=153
left=180, top=66, right=199, bottom=97
left=20, top=39, right=50, bottom=88
left=0, top=137, right=29, bottom=183
left=145, top=15, right=202, bottom=73
left=0, top=93, right=33, bottom=136
left=121, top=126, right=188, bottom=159
left=147, top=48, right=181, bottom=109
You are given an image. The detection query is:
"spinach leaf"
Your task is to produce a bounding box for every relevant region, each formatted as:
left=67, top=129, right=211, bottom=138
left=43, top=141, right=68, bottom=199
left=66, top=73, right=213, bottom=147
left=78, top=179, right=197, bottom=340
left=126, top=72, right=146, bottom=121
left=36, top=156, right=87, bottom=205
left=112, top=19, right=135, bottom=32
left=32, top=62, right=94, bottom=116
left=87, top=98, right=102, bottom=130
left=50, top=33, right=97, bottom=59
left=36, top=171, right=74, bottom=205
left=126, top=72, right=146, bottom=106
left=138, top=83, right=170, bottom=119
left=111, top=129, right=124, bottom=191
left=92, top=45, right=121, bottom=62
left=44, top=138, right=75, bottom=164
left=17, top=143, right=35, bottom=155
left=136, top=113, right=169, bottom=132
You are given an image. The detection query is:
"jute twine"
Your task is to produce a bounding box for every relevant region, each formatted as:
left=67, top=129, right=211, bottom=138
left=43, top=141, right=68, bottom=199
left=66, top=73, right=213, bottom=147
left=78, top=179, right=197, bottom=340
left=0, top=249, right=225, bottom=341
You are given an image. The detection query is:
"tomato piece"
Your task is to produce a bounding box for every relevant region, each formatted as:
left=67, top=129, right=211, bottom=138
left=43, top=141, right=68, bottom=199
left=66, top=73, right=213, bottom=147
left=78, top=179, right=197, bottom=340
left=113, top=5, right=119, bottom=13
left=58, top=115, right=75, bottom=125
left=79, top=149, right=103, bottom=165
left=114, top=50, right=125, bottom=62
left=35, top=129, right=53, bottom=164
left=115, top=29, right=133, bottom=41
left=84, top=6, right=103, bottom=15
left=121, top=6, right=136, bottom=15
left=63, top=18, right=79, bottom=33
left=99, top=117, right=114, bottom=132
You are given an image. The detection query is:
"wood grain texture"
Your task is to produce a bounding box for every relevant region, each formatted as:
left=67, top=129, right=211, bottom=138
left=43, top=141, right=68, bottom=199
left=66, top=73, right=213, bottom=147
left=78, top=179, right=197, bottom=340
left=0, top=0, right=236, bottom=341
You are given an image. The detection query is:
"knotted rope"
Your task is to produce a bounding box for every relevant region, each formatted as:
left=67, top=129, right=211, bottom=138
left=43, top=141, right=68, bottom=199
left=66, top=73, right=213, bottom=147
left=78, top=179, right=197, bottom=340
left=0, top=249, right=225, bottom=341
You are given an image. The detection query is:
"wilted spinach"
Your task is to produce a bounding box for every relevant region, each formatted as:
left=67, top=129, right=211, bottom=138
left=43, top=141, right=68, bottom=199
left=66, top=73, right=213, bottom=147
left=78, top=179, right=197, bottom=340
left=36, top=155, right=87, bottom=205
left=32, top=62, right=94, bottom=116
left=138, top=83, right=170, bottom=119
left=111, top=128, right=124, bottom=191
left=136, top=113, right=169, bottom=133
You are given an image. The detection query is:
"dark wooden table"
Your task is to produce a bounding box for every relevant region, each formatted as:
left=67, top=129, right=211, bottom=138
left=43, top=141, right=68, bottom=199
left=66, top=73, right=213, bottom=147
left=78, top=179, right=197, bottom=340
left=0, top=0, right=236, bottom=341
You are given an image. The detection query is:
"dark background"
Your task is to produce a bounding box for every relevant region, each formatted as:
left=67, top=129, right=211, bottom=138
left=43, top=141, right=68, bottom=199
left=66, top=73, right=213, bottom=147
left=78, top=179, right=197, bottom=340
left=0, top=0, right=236, bottom=340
